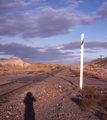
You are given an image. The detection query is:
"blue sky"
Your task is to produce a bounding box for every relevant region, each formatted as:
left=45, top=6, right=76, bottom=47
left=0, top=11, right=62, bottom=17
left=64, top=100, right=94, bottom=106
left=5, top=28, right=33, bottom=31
left=0, top=0, right=107, bottom=64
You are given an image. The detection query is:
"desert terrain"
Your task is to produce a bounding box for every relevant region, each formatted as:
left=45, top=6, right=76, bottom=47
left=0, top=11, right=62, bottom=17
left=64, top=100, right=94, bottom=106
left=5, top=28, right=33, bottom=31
left=0, top=57, right=107, bottom=120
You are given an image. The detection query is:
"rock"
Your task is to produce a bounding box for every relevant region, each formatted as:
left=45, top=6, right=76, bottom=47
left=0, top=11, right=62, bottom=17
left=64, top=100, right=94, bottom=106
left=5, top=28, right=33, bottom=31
left=7, top=111, right=12, bottom=115
left=6, top=115, right=9, bottom=118
left=7, top=111, right=16, bottom=116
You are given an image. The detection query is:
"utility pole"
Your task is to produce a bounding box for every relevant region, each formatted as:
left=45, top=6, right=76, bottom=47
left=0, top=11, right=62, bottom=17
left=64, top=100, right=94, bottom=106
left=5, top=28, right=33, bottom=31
left=22, top=55, right=25, bottom=68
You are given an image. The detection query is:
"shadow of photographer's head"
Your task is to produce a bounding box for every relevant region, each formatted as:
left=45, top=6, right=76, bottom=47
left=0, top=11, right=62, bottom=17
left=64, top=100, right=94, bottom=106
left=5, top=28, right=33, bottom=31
left=26, top=92, right=32, bottom=98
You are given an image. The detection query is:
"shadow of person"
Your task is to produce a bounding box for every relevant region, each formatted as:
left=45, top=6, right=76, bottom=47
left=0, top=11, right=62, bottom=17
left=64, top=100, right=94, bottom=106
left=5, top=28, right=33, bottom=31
left=24, top=92, right=36, bottom=120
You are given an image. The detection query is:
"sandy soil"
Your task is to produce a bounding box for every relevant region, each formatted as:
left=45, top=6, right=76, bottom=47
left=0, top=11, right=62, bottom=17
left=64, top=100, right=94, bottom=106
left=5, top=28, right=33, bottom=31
left=0, top=68, right=106, bottom=120
left=0, top=70, right=47, bottom=84
left=0, top=73, right=35, bottom=84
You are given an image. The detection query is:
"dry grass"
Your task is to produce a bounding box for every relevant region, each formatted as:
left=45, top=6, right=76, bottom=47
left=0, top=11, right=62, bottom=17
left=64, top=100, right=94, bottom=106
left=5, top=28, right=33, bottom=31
left=0, top=68, right=24, bottom=75
left=27, top=68, right=52, bottom=74
left=79, top=86, right=107, bottom=120
left=80, top=86, right=107, bottom=109
left=95, top=111, right=107, bottom=120
left=70, top=67, right=107, bottom=80
left=0, top=62, right=66, bottom=76
left=0, top=67, right=53, bottom=76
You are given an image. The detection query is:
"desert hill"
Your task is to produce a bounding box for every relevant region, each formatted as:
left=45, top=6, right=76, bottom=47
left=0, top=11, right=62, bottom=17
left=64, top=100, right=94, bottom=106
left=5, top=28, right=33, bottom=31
left=0, top=57, right=31, bottom=67
left=90, top=57, right=107, bottom=65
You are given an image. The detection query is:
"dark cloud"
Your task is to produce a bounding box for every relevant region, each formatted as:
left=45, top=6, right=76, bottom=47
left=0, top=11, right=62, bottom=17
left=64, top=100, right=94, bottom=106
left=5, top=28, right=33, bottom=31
left=21, top=7, right=76, bottom=38
left=0, top=11, right=35, bottom=36
left=84, top=41, right=107, bottom=49
left=62, top=41, right=107, bottom=50
left=0, top=7, right=76, bottom=38
left=61, top=41, right=80, bottom=50
left=80, top=16, right=93, bottom=25
left=0, top=58, right=7, bottom=60
left=0, top=40, right=107, bottom=64
left=0, top=42, right=75, bottom=64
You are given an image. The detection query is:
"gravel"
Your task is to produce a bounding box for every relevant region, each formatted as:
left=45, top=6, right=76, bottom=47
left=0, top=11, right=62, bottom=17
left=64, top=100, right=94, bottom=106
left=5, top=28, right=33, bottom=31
left=0, top=68, right=101, bottom=120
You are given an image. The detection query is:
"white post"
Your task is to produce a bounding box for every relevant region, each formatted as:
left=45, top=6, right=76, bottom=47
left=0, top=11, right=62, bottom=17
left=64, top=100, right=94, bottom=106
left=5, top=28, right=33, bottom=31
left=80, top=34, right=84, bottom=89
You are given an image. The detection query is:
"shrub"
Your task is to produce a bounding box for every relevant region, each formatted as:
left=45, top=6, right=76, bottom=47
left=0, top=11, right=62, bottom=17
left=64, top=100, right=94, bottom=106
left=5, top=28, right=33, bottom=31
left=91, top=64, right=95, bottom=68
left=5, top=64, right=12, bottom=67
left=37, top=64, right=44, bottom=68
left=80, top=86, right=107, bottom=109
left=104, top=65, right=107, bottom=69
left=44, top=64, right=49, bottom=68
left=0, top=64, right=3, bottom=67
left=55, top=64, right=61, bottom=68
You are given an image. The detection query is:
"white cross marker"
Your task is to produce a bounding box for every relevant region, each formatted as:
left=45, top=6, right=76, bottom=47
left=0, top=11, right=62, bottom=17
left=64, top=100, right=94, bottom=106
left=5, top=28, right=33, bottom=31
left=80, top=34, right=84, bottom=89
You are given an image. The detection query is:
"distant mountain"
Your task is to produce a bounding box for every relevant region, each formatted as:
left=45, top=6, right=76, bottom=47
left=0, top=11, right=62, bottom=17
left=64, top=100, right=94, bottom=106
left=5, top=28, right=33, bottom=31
left=90, top=57, right=107, bottom=65
left=0, top=57, right=31, bottom=67
left=0, top=58, right=7, bottom=60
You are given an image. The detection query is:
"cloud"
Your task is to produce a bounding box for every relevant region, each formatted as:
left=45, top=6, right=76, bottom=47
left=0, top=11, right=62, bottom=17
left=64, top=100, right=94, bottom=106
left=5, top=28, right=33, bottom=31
left=61, top=41, right=81, bottom=50
left=78, top=0, right=84, bottom=4
left=0, top=52, right=5, bottom=54
left=97, top=2, right=107, bottom=20
left=0, top=11, right=35, bottom=36
left=25, top=38, right=37, bottom=43
left=0, top=40, right=107, bottom=64
left=66, top=0, right=78, bottom=5
left=60, top=40, right=107, bottom=50
left=0, top=0, right=45, bottom=13
left=0, top=42, right=75, bottom=64
left=84, top=50, right=98, bottom=53
left=0, top=0, right=30, bottom=13
left=80, top=2, right=107, bottom=25
left=84, top=41, right=107, bottom=49
left=0, top=1, right=107, bottom=40
left=21, top=7, right=76, bottom=38
left=66, top=0, right=84, bottom=7
left=0, top=37, right=12, bottom=43
left=0, top=39, right=8, bottom=43
left=56, top=46, right=64, bottom=49
left=0, top=6, right=77, bottom=39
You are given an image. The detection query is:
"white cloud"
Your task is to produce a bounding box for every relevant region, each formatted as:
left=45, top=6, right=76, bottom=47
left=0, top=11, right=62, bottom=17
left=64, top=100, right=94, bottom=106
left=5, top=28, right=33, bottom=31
left=56, top=46, right=64, bottom=49
left=0, top=52, right=5, bottom=54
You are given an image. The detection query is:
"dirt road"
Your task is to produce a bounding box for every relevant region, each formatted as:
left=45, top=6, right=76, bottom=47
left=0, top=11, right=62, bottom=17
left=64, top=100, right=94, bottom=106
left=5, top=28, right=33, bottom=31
left=67, top=77, right=107, bottom=87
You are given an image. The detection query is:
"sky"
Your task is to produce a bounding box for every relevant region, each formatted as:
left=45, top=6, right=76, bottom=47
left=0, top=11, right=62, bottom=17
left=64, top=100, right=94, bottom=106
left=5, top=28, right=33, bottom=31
left=0, top=0, right=107, bottom=65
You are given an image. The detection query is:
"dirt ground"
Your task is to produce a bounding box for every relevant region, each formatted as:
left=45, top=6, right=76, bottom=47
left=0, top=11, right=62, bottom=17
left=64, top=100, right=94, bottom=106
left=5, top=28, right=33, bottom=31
left=0, top=73, right=33, bottom=84
left=0, top=68, right=107, bottom=120
left=0, top=68, right=50, bottom=84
